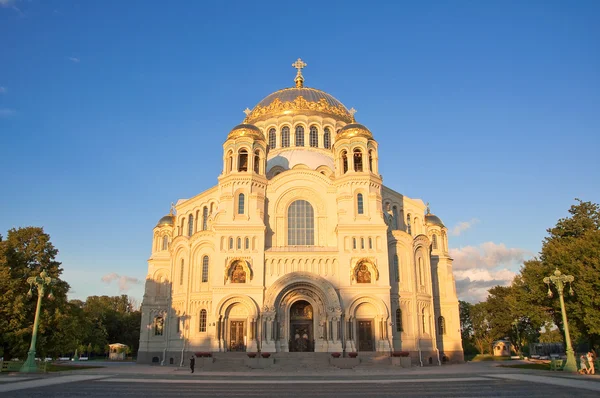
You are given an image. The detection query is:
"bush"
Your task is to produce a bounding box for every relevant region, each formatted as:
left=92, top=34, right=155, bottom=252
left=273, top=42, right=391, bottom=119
left=331, top=352, right=341, bottom=358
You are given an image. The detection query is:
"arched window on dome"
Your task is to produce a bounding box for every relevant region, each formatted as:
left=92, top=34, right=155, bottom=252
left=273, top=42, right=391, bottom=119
left=237, top=237, right=241, bottom=249
left=188, top=214, right=194, bottom=236
left=254, top=150, right=260, bottom=174
left=406, top=213, right=412, bottom=235
left=245, top=237, right=249, bottom=250
left=269, top=128, right=276, bottom=149
left=229, top=237, right=233, bottom=249
left=202, top=255, right=209, bottom=283
left=180, top=259, right=184, bottom=286
left=369, top=237, right=373, bottom=249
left=361, top=238, right=365, bottom=249
left=202, top=206, right=208, bottom=231
left=238, top=193, right=245, bottom=215
left=353, top=238, right=356, bottom=249
left=369, top=149, right=374, bottom=172
left=432, top=234, right=438, bottom=250
left=199, top=310, right=207, bottom=332
left=353, top=148, right=363, bottom=172
left=341, top=150, right=348, bottom=173
left=309, top=126, right=318, bottom=147
left=162, top=236, right=168, bottom=251
left=287, top=200, right=314, bottom=245
left=295, top=126, right=304, bottom=147
left=226, top=150, right=233, bottom=173
left=396, top=308, right=403, bottom=332
left=324, top=128, right=331, bottom=149
left=238, top=149, right=248, bottom=172
left=392, top=206, right=399, bottom=230
left=357, top=193, right=364, bottom=215
left=281, top=126, right=290, bottom=147
left=438, top=316, right=446, bottom=335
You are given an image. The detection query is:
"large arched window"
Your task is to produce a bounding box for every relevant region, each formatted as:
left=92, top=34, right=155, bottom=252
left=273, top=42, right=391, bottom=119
left=199, top=309, right=207, bottom=332
left=180, top=259, right=184, bottom=285
left=287, top=200, right=314, bottom=245
left=188, top=214, right=194, bottom=236
left=162, top=235, right=168, bottom=251
left=202, top=255, right=209, bottom=283
left=324, top=128, right=331, bottom=149
left=392, top=206, right=399, bottom=230
left=341, top=151, right=348, bottom=173
left=353, top=149, right=363, bottom=172
left=269, top=128, right=276, bottom=149
left=357, top=193, right=364, bottom=214
left=295, top=126, right=304, bottom=146
left=238, top=149, right=248, bottom=171
left=238, top=193, right=245, bottom=214
left=281, top=126, right=290, bottom=147
left=202, top=206, right=208, bottom=231
left=396, top=309, right=403, bottom=332
left=418, top=257, right=424, bottom=286
left=394, top=254, right=399, bottom=282
left=254, top=150, right=260, bottom=174
left=309, top=126, right=318, bottom=147
left=432, top=234, right=438, bottom=250
left=438, top=316, right=446, bottom=335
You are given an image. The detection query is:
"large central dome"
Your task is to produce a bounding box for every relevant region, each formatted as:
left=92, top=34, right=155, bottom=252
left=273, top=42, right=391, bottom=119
left=244, top=59, right=354, bottom=124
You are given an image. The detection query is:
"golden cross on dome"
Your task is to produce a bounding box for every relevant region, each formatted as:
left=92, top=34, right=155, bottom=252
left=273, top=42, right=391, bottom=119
left=292, top=58, right=307, bottom=88
left=243, top=108, right=252, bottom=116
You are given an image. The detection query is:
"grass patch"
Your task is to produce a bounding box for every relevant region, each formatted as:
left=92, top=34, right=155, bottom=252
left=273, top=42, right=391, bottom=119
left=498, top=364, right=551, bottom=371
left=44, top=364, right=105, bottom=372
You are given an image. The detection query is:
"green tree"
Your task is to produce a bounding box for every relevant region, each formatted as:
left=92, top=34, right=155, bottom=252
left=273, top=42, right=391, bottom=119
left=459, top=300, right=478, bottom=355
left=470, top=302, right=495, bottom=354
left=517, top=200, right=600, bottom=348
left=0, top=227, right=71, bottom=359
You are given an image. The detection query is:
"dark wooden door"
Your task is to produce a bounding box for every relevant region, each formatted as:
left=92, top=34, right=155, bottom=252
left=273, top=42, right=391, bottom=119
left=290, top=323, right=313, bottom=352
left=229, top=321, right=245, bottom=351
left=358, top=320, right=374, bottom=351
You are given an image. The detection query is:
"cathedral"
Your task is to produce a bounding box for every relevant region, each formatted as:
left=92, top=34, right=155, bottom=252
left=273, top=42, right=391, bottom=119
left=138, top=59, right=464, bottom=365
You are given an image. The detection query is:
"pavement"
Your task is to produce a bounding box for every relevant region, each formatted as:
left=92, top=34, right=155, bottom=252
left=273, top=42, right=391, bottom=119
left=1, top=359, right=599, bottom=396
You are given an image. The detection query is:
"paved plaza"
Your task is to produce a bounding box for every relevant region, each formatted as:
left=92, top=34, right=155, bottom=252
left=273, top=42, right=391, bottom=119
left=1, top=360, right=599, bottom=397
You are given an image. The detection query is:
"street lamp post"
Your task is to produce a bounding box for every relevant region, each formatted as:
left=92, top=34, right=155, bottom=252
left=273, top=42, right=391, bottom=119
left=20, top=270, right=57, bottom=373
left=543, top=268, right=577, bottom=373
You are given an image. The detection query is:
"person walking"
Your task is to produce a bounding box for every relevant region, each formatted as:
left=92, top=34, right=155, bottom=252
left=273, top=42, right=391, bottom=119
left=190, top=355, right=195, bottom=374
left=578, top=354, right=588, bottom=375
left=587, top=352, right=596, bottom=375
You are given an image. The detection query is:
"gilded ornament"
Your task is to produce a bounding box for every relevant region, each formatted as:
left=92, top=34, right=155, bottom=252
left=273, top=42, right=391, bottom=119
left=244, top=96, right=354, bottom=124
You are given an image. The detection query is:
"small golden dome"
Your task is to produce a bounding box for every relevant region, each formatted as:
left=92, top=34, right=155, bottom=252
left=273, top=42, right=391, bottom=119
left=425, top=213, right=445, bottom=228
left=156, top=214, right=174, bottom=227
left=227, top=124, right=264, bottom=141
left=337, top=123, right=373, bottom=140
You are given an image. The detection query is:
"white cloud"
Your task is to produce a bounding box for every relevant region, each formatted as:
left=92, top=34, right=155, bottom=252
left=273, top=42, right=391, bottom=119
left=450, top=242, right=532, bottom=303
left=0, top=108, right=16, bottom=117
left=0, top=86, right=6, bottom=93
left=101, top=272, right=142, bottom=293
left=450, top=242, right=530, bottom=270
left=0, top=0, right=16, bottom=6
left=68, top=57, right=80, bottom=63
left=450, top=218, right=479, bottom=236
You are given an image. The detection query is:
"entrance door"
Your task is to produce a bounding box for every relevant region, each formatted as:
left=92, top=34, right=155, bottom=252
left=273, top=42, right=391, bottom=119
left=358, top=320, right=374, bottom=351
left=229, top=321, right=245, bottom=351
left=289, top=301, right=314, bottom=352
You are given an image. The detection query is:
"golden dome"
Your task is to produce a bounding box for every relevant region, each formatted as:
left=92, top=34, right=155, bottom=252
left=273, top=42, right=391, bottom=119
left=227, top=124, right=265, bottom=141
left=156, top=214, right=174, bottom=227
left=244, top=87, right=354, bottom=124
left=336, top=123, right=373, bottom=140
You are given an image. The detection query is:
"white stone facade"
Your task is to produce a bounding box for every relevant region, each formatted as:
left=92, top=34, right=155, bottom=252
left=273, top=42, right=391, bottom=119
left=138, top=69, right=463, bottom=365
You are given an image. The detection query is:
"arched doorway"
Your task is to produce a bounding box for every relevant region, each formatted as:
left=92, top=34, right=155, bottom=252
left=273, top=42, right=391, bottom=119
left=289, top=300, right=314, bottom=352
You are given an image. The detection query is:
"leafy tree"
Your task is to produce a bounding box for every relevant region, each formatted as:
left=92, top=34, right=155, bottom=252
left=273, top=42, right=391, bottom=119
left=0, top=227, right=71, bottom=359
left=517, top=200, right=600, bottom=348
left=470, top=302, right=495, bottom=354
left=459, top=300, right=478, bottom=355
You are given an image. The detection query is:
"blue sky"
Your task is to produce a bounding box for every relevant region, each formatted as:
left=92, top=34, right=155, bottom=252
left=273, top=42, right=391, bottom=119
left=1, top=0, right=598, bottom=304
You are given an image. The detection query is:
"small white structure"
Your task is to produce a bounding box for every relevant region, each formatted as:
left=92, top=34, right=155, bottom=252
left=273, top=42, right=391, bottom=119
left=493, top=340, right=511, bottom=357
left=109, top=343, right=128, bottom=360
